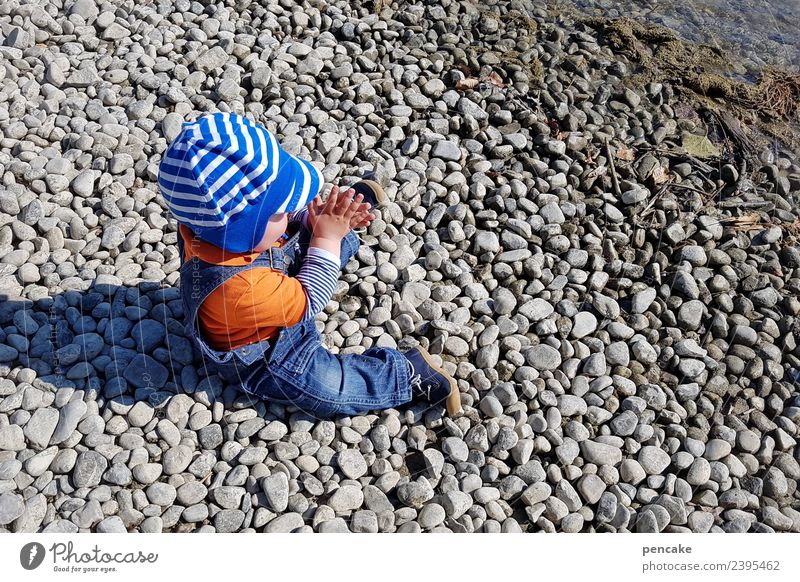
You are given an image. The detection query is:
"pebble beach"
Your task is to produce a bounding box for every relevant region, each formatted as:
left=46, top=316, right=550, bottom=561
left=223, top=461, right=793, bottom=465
left=0, top=0, right=799, bottom=533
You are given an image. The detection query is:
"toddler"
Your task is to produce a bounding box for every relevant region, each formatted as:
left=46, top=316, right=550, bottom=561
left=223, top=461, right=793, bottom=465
left=158, top=112, right=461, bottom=418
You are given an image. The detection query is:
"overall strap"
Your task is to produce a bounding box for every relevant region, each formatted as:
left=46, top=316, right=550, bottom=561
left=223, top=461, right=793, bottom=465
left=180, top=252, right=286, bottom=325
left=176, top=230, right=289, bottom=366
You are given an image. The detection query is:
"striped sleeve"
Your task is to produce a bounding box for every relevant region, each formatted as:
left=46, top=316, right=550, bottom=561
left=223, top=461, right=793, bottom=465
left=288, top=208, right=309, bottom=228
left=295, top=247, right=341, bottom=320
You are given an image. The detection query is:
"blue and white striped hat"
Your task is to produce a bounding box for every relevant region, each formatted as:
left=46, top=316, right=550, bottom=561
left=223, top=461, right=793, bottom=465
left=158, top=112, right=323, bottom=253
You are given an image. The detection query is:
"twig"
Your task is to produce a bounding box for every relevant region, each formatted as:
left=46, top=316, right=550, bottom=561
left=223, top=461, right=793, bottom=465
left=668, top=182, right=709, bottom=196
left=605, top=138, right=621, bottom=198
left=638, top=183, right=670, bottom=219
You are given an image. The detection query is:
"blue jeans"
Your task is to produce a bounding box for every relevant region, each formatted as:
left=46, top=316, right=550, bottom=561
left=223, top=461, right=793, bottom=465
left=221, top=226, right=412, bottom=417
left=178, top=219, right=413, bottom=418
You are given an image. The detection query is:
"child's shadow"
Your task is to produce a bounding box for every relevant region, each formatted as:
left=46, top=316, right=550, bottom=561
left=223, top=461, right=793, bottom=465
left=0, top=282, right=286, bottom=425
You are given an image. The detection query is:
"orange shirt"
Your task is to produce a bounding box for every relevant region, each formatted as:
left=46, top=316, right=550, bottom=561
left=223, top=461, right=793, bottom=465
left=179, top=225, right=307, bottom=351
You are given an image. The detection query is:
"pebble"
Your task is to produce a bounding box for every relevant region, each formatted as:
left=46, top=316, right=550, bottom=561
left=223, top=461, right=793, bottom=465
left=262, top=473, right=289, bottom=512
left=580, top=440, right=622, bottom=466
left=431, top=140, right=462, bottom=162
left=214, top=510, right=245, bottom=533
left=519, top=298, right=554, bottom=322
left=639, top=446, right=672, bottom=474
left=0, top=493, right=25, bottom=525
left=72, top=451, right=107, bottom=488
left=264, top=513, right=304, bottom=533
left=576, top=474, right=606, bottom=505
left=328, top=486, right=364, bottom=512
left=442, top=437, right=469, bottom=462
left=337, top=449, right=368, bottom=479
left=146, top=483, right=177, bottom=506
left=571, top=312, right=598, bottom=338
left=23, top=408, right=60, bottom=449
left=0, top=425, right=24, bottom=451
left=526, top=345, right=562, bottom=371
left=51, top=399, right=88, bottom=445
left=397, top=479, right=434, bottom=508
left=442, top=491, right=473, bottom=519
left=418, top=503, right=446, bottom=529
left=704, top=439, right=732, bottom=461
left=162, top=445, right=193, bottom=475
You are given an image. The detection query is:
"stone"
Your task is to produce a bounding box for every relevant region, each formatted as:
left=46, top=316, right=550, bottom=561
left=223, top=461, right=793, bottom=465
left=763, top=468, right=789, bottom=498
left=163, top=445, right=193, bottom=475
left=194, top=46, right=228, bottom=72
left=418, top=503, right=446, bottom=529
left=397, top=479, right=434, bottom=508
left=262, top=472, right=289, bottom=512
left=0, top=493, right=25, bottom=525
left=328, top=486, right=364, bottom=512
left=576, top=474, right=606, bottom=504
left=251, top=66, right=272, bottom=89
left=214, top=510, right=245, bottom=533
left=639, top=446, right=671, bottom=474
left=72, top=500, right=104, bottom=529
left=593, top=294, right=620, bottom=319
left=442, top=437, right=469, bottom=462
left=264, top=513, right=304, bottom=533
left=127, top=401, right=154, bottom=427
left=558, top=395, right=587, bottom=417
left=65, top=68, right=99, bottom=88
left=162, top=113, right=184, bottom=142
left=337, top=449, right=368, bottom=479
left=526, top=344, right=561, bottom=371
left=146, top=483, right=177, bottom=506
left=474, top=231, right=500, bottom=254
left=631, top=288, right=657, bottom=313
left=442, top=491, right=472, bottom=519
left=131, top=320, right=166, bottom=353
left=431, top=140, right=461, bottom=162
left=422, top=449, right=444, bottom=478
left=703, top=439, right=732, bottom=461
left=51, top=399, right=88, bottom=445
left=571, top=312, right=598, bottom=338
left=211, top=486, right=245, bottom=510
left=23, top=407, right=60, bottom=449
left=123, top=355, right=169, bottom=389
left=580, top=440, right=622, bottom=466
left=72, top=451, right=107, bottom=488
left=519, top=298, right=554, bottom=322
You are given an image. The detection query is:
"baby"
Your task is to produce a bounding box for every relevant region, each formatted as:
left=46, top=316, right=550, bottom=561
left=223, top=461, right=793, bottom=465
left=158, top=112, right=461, bottom=418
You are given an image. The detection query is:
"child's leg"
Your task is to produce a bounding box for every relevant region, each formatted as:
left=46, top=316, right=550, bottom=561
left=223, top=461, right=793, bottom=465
left=249, top=319, right=412, bottom=417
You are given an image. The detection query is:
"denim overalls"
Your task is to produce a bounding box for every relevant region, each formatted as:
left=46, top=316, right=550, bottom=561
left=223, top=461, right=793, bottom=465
left=176, top=223, right=412, bottom=417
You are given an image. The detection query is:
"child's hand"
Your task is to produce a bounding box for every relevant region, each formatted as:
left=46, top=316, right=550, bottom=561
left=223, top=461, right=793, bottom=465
left=350, top=202, right=375, bottom=229
left=309, top=186, right=363, bottom=242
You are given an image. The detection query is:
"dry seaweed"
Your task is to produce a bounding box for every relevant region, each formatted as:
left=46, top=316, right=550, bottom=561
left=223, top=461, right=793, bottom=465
left=582, top=16, right=800, bottom=152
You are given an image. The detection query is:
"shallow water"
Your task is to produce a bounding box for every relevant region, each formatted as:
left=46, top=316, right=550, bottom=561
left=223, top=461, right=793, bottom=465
left=556, top=0, right=800, bottom=75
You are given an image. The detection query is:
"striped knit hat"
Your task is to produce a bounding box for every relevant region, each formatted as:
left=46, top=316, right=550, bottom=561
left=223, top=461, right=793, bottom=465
left=158, top=112, right=323, bottom=253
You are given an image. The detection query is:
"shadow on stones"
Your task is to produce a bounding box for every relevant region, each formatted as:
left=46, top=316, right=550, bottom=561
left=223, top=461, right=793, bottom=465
left=0, top=283, right=433, bottom=426
left=0, top=283, right=281, bottom=419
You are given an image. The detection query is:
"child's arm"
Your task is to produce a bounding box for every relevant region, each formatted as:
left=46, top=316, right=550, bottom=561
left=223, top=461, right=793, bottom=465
left=294, top=187, right=374, bottom=320
left=288, top=208, right=309, bottom=228
left=295, top=247, right=341, bottom=320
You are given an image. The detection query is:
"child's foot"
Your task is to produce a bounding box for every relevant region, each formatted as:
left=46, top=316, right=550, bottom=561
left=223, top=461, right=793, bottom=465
left=404, top=346, right=462, bottom=416
left=351, top=180, right=387, bottom=209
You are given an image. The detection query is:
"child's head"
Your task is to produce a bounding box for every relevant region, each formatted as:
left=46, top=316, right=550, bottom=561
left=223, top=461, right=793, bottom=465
left=158, top=112, right=323, bottom=253
left=252, top=211, right=289, bottom=252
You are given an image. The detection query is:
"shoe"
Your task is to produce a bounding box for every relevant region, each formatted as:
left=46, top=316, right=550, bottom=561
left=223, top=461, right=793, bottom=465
left=350, top=180, right=387, bottom=209
left=404, top=346, right=462, bottom=416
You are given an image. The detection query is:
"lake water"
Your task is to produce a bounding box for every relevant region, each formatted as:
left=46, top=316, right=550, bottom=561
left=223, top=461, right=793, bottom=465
left=555, top=0, right=800, bottom=75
